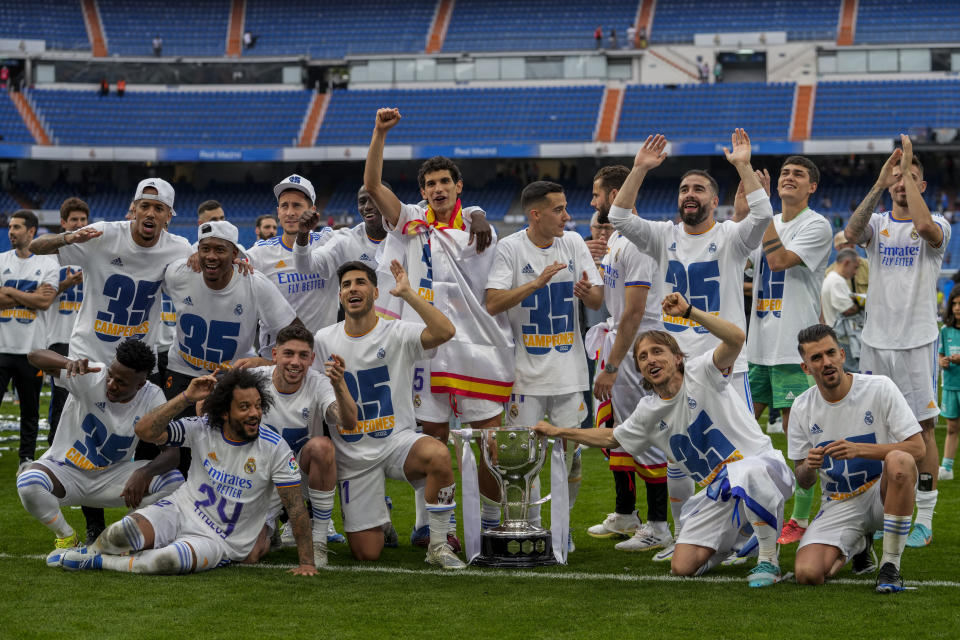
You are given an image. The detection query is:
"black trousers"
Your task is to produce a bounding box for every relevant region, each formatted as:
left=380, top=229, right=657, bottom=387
left=46, top=343, right=70, bottom=445
left=0, top=352, right=44, bottom=461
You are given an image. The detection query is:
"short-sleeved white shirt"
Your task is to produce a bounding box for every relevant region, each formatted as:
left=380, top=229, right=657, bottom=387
left=613, top=352, right=774, bottom=487
left=42, top=366, right=166, bottom=470
left=746, top=208, right=833, bottom=365
left=788, top=374, right=920, bottom=501
left=601, top=230, right=663, bottom=333
left=821, top=271, right=855, bottom=328
left=45, top=264, right=83, bottom=346
left=861, top=212, right=950, bottom=349
left=0, top=251, right=59, bottom=354
left=162, top=262, right=296, bottom=376
left=313, top=319, right=433, bottom=473
left=246, top=230, right=336, bottom=355
left=58, top=222, right=193, bottom=363
left=253, top=365, right=336, bottom=456
left=164, top=416, right=300, bottom=560
left=609, top=191, right=772, bottom=373
left=486, top=229, right=603, bottom=395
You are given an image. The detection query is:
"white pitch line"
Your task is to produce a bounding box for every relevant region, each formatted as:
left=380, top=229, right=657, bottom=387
left=2, top=552, right=957, bottom=588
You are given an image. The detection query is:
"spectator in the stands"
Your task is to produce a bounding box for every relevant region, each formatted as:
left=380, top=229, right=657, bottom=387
left=153, top=35, right=163, bottom=57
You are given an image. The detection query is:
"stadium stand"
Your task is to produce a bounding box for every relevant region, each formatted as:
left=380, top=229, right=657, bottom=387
left=0, top=0, right=90, bottom=51
left=242, top=0, right=435, bottom=58
left=617, top=83, right=795, bottom=142
left=854, top=0, right=960, bottom=44
left=0, top=96, right=36, bottom=144
left=650, top=0, right=840, bottom=43
left=442, top=0, right=638, bottom=52
left=96, top=0, right=230, bottom=57
left=811, top=80, right=960, bottom=139
left=318, top=86, right=605, bottom=145
left=28, top=88, right=312, bottom=147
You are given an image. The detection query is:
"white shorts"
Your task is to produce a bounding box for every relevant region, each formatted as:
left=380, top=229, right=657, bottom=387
left=336, top=429, right=426, bottom=532
left=35, top=459, right=156, bottom=507
left=730, top=371, right=753, bottom=413
left=505, top=392, right=587, bottom=429
left=137, top=498, right=231, bottom=572
left=677, top=450, right=793, bottom=554
left=860, top=341, right=939, bottom=421
left=798, top=480, right=885, bottom=559
left=412, top=360, right=503, bottom=424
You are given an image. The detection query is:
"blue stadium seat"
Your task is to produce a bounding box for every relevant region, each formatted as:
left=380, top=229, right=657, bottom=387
left=97, top=0, right=229, bottom=56
left=0, top=1, right=89, bottom=51
left=651, top=0, right=840, bottom=43
left=855, top=0, right=960, bottom=44
left=0, top=95, right=35, bottom=144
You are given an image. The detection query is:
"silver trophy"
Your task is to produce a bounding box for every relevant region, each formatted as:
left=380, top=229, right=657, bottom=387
left=472, top=427, right=556, bottom=567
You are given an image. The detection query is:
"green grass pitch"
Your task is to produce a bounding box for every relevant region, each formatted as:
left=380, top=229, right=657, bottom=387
left=1, top=392, right=959, bottom=639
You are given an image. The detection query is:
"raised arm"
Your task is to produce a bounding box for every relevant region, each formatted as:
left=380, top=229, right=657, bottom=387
left=846, top=148, right=902, bottom=245
left=608, top=135, right=668, bottom=255
left=662, top=292, right=744, bottom=372
left=135, top=375, right=217, bottom=445
left=323, top=354, right=358, bottom=432
left=29, top=226, right=102, bottom=255
left=898, top=134, right=941, bottom=246
left=27, top=349, right=101, bottom=377
left=723, top=129, right=773, bottom=249
left=388, top=260, right=455, bottom=350
left=363, top=108, right=404, bottom=227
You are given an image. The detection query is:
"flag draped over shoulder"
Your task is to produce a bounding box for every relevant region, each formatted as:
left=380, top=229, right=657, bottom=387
left=377, top=203, right=515, bottom=403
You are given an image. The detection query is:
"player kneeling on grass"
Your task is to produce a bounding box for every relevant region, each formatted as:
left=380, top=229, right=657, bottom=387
left=18, top=340, right=183, bottom=549
left=48, top=369, right=318, bottom=576
left=313, top=260, right=464, bottom=569
left=533, top=292, right=795, bottom=587
left=789, top=324, right=924, bottom=593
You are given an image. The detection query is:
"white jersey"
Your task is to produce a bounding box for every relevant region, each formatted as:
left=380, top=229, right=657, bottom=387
left=162, top=261, right=297, bottom=376
left=58, top=221, right=193, bottom=363
left=601, top=230, right=663, bottom=333
left=42, top=365, right=166, bottom=470
left=0, top=251, right=59, bottom=354
left=613, top=352, right=775, bottom=487
left=861, top=211, right=950, bottom=349
left=246, top=230, right=336, bottom=355
left=253, top=365, right=336, bottom=456
left=164, top=416, right=300, bottom=560
left=746, top=208, right=833, bottom=366
left=292, top=223, right=382, bottom=279
left=156, top=293, right=177, bottom=353
left=821, top=271, right=854, bottom=328
left=788, top=374, right=920, bottom=501
left=609, top=189, right=772, bottom=373
left=313, top=318, right=433, bottom=473
left=46, top=264, right=83, bottom=346
left=486, top=229, right=603, bottom=395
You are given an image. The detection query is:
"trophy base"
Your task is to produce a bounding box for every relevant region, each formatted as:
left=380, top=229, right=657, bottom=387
left=471, top=528, right=557, bottom=568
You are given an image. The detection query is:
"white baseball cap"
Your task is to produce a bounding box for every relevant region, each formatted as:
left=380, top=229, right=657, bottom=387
left=273, top=174, right=315, bottom=204
left=197, top=220, right=247, bottom=259
left=133, top=177, right=177, bottom=216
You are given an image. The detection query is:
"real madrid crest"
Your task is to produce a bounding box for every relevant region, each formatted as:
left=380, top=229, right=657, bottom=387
left=509, top=403, right=519, bottom=419
left=910, top=228, right=919, bottom=241
left=413, top=394, right=422, bottom=408
left=244, top=457, right=257, bottom=474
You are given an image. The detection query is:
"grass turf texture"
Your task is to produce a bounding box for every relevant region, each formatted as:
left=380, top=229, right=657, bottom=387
left=2, top=394, right=959, bottom=639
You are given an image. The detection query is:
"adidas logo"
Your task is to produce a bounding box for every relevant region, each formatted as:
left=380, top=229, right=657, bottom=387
left=522, top=263, right=535, bottom=275
left=668, top=242, right=677, bottom=252
left=927, top=401, right=937, bottom=409
left=95, top=401, right=106, bottom=411
left=208, top=452, right=219, bottom=463
left=784, top=391, right=795, bottom=400
left=275, top=260, right=287, bottom=268
left=359, top=253, right=373, bottom=262
left=110, top=257, right=123, bottom=266
left=2, top=268, right=10, bottom=274
left=34, top=270, right=41, bottom=276
left=810, top=424, right=823, bottom=435
left=880, top=229, right=890, bottom=237
left=658, top=420, right=668, bottom=431
left=182, top=296, right=194, bottom=306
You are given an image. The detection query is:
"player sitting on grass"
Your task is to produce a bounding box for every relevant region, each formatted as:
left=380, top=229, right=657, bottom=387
left=48, top=368, right=317, bottom=576
left=789, top=324, right=924, bottom=593
left=533, top=291, right=795, bottom=587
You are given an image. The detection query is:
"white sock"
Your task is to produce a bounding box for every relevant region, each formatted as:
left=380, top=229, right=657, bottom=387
left=746, top=511, right=778, bottom=566
left=427, top=504, right=455, bottom=547
left=92, top=516, right=145, bottom=555
left=17, top=469, right=74, bottom=538
left=414, top=484, right=429, bottom=531
left=308, top=488, right=335, bottom=541
left=448, top=510, right=457, bottom=537
left=527, top=476, right=542, bottom=527
left=98, top=541, right=194, bottom=574
left=649, top=520, right=671, bottom=536
left=914, top=489, right=937, bottom=529
left=481, top=503, right=501, bottom=529
left=881, top=514, right=911, bottom=569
